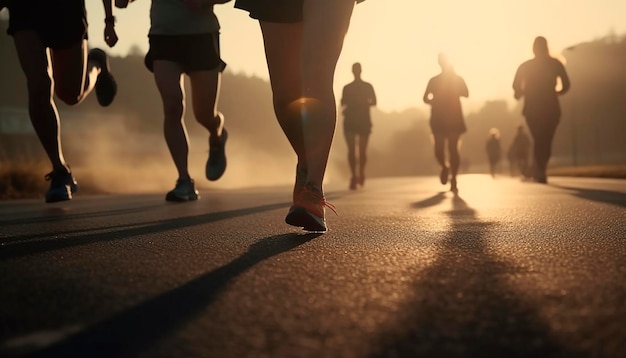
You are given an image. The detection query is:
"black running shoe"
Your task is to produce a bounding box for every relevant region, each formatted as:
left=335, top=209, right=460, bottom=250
left=206, top=128, right=228, bottom=181
left=88, top=48, right=117, bottom=107
left=165, top=178, right=199, bottom=202
left=45, top=169, right=78, bottom=203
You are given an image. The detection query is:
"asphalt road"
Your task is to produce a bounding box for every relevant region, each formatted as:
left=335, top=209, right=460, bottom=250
left=1, top=175, right=625, bottom=358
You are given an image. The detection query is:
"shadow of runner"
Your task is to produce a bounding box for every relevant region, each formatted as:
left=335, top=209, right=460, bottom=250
left=0, top=203, right=163, bottom=226
left=0, top=202, right=290, bottom=260
left=411, top=192, right=447, bottom=209
left=550, top=184, right=626, bottom=209
left=374, top=195, right=577, bottom=357
left=21, top=232, right=321, bottom=358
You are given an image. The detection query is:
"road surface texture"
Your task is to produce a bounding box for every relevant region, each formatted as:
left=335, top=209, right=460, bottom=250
left=1, top=175, right=625, bottom=358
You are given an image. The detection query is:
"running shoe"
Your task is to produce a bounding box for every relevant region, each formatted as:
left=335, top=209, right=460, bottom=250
left=286, top=184, right=337, bottom=232
left=44, top=169, right=78, bottom=203
left=439, top=166, right=449, bottom=185
left=88, top=48, right=117, bottom=107
left=165, top=178, right=199, bottom=202
left=206, top=128, right=228, bottom=181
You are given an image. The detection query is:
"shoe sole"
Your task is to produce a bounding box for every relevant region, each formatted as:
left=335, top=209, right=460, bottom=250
left=285, top=207, right=327, bottom=232
left=165, top=193, right=199, bottom=202
left=89, top=49, right=117, bottom=107
left=46, top=189, right=72, bottom=203
left=95, top=73, right=117, bottom=107
left=206, top=129, right=228, bottom=181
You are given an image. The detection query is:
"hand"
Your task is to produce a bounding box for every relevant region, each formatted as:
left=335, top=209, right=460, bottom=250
left=104, top=24, right=118, bottom=47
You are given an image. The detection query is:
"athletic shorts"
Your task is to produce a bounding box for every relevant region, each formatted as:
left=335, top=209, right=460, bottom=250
left=235, top=0, right=366, bottom=23
left=343, top=118, right=372, bottom=137
left=234, top=0, right=303, bottom=23
left=144, top=33, right=226, bottom=74
left=6, top=0, right=88, bottom=49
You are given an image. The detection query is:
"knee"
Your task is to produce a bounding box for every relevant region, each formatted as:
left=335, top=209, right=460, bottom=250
left=162, top=97, right=184, bottom=122
left=273, top=96, right=299, bottom=120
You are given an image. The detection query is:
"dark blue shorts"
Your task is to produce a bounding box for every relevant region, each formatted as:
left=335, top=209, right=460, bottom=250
left=6, top=0, right=88, bottom=49
left=145, top=33, right=226, bottom=74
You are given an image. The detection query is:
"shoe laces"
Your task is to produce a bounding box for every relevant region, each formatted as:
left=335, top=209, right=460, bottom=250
left=45, top=170, right=68, bottom=186
left=295, top=186, right=338, bottom=216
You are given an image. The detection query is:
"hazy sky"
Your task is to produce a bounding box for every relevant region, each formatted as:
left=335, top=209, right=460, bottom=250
left=85, top=0, right=626, bottom=112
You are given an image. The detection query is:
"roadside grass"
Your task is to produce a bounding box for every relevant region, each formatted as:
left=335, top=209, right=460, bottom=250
left=0, top=161, right=106, bottom=200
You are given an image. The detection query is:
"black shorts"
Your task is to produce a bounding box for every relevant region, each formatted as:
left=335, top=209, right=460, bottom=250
left=235, top=0, right=303, bottom=23
left=6, top=0, right=88, bottom=49
left=144, top=33, right=226, bottom=74
left=344, top=118, right=372, bottom=137
left=235, top=0, right=365, bottom=23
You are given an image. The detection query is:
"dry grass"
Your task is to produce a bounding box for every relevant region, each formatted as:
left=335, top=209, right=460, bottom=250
left=0, top=161, right=49, bottom=200
left=0, top=161, right=109, bottom=200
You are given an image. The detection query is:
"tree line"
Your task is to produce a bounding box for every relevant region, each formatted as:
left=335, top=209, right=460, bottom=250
left=1, top=18, right=625, bottom=178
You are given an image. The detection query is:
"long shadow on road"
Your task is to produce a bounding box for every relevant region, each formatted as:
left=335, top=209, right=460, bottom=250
left=374, top=194, right=578, bottom=357
left=551, top=184, right=626, bottom=209
left=0, top=202, right=290, bottom=260
left=22, top=232, right=321, bottom=358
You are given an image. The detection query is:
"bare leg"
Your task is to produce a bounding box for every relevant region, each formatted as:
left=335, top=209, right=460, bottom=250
left=345, top=132, right=357, bottom=177
left=261, top=0, right=354, bottom=196
left=189, top=68, right=228, bottom=181
left=259, top=21, right=306, bottom=168
left=433, top=133, right=450, bottom=185
left=433, top=133, right=446, bottom=168
left=448, top=133, right=462, bottom=192
left=358, top=133, right=369, bottom=185
left=50, top=39, right=99, bottom=105
left=12, top=31, right=68, bottom=173
left=300, top=0, right=355, bottom=191
left=188, top=69, right=223, bottom=136
left=153, top=60, right=189, bottom=180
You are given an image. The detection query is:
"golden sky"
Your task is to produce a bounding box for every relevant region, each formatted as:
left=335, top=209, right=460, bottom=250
left=86, top=0, right=626, bottom=112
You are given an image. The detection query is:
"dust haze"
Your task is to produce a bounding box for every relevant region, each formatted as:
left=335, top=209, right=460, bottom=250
left=61, top=116, right=323, bottom=194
